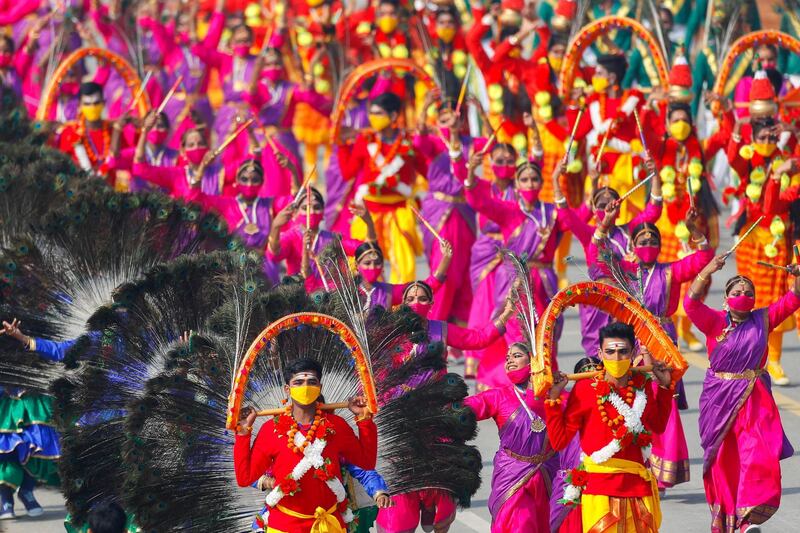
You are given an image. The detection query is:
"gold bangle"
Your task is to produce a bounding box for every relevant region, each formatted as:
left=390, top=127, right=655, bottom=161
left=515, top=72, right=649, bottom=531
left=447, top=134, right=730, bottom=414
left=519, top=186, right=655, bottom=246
left=545, top=397, right=562, bottom=406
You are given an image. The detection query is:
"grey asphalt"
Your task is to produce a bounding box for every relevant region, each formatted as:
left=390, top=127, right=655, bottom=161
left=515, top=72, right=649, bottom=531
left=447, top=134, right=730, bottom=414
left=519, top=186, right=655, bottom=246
left=3, top=226, right=800, bottom=533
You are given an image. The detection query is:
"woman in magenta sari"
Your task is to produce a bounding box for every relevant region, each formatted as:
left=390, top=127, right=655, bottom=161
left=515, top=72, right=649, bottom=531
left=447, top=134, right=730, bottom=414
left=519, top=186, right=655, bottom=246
left=415, top=96, right=486, bottom=325
left=244, top=47, right=333, bottom=198
left=463, top=152, right=565, bottom=388
left=132, top=116, right=222, bottom=199
left=376, top=281, right=514, bottom=533
left=462, top=143, right=517, bottom=382
left=267, top=187, right=377, bottom=290
left=352, top=242, right=450, bottom=311
left=552, top=158, right=664, bottom=355
left=590, top=205, right=713, bottom=490
left=464, top=342, right=558, bottom=532
left=138, top=3, right=218, bottom=138
left=686, top=257, right=800, bottom=532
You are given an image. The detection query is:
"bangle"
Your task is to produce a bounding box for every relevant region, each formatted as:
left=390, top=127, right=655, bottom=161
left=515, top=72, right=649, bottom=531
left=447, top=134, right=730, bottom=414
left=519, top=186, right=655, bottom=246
left=732, top=133, right=742, bottom=143
left=650, top=193, right=663, bottom=202
left=236, top=424, right=252, bottom=434
left=545, top=397, right=562, bottom=406
left=24, top=337, right=35, bottom=352
left=509, top=35, right=519, bottom=46
left=555, top=196, right=567, bottom=207
left=448, top=149, right=462, bottom=160
left=593, top=229, right=608, bottom=240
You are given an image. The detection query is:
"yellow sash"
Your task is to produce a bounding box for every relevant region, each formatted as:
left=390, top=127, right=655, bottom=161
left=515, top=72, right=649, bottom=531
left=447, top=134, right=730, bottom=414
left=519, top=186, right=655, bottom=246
left=582, top=456, right=661, bottom=532
left=275, top=503, right=344, bottom=533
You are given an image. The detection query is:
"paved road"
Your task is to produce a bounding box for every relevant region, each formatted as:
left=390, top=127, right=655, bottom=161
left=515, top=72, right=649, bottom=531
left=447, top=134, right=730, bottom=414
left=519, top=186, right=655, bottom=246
left=4, top=222, right=800, bottom=533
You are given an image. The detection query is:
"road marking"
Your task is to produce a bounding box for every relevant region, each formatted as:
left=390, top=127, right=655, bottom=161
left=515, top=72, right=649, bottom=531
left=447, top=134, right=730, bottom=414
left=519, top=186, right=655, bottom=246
left=683, top=351, right=800, bottom=417
left=454, top=510, right=492, bottom=531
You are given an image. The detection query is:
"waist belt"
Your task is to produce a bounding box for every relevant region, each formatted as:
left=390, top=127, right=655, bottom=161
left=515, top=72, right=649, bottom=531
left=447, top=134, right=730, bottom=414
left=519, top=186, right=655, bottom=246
left=432, top=191, right=466, bottom=203
left=275, top=503, right=344, bottom=533
left=527, top=260, right=554, bottom=269
left=484, top=232, right=503, bottom=241
left=713, top=368, right=765, bottom=380
left=503, top=448, right=555, bottom=464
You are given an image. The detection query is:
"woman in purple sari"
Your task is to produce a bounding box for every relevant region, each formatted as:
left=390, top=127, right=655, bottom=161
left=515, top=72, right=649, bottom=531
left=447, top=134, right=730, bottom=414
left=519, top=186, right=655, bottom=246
left=464, top=342, right=558, bottom=532
left=552, top=158, right=663, bottom=355
left=686, top=256, right=800, bottom=532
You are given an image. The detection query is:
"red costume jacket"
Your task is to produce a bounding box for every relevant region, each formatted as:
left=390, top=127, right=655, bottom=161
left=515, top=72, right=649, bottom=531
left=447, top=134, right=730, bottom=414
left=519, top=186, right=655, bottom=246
left=234, top=413, right=377, bottom=531
left=545, top=377, right=672, bottom=497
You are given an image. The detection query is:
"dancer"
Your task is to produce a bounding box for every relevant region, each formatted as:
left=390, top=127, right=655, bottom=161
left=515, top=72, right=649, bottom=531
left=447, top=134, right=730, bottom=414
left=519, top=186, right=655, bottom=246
left=686, top=257, right=800, bottom=532
left=234, top=358, right=377, bottom=533
left=0, top=319, right=63, bottom=520
left=545, top=322, right=674, bottom=533
left=463, top=342, right=556, bottom=532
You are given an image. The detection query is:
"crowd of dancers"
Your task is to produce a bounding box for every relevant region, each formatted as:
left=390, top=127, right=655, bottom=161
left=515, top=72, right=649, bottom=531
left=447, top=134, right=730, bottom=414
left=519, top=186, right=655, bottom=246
left=1, top=0, right=800, bottom=532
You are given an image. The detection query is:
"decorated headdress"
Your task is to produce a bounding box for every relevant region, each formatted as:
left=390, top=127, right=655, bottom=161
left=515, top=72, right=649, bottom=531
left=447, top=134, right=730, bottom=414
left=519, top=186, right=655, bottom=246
left=725, top=274, right=755, bottom=294
left=668, top=50, right=693, bottom=104
left=749, top=63, right=778, bottom=118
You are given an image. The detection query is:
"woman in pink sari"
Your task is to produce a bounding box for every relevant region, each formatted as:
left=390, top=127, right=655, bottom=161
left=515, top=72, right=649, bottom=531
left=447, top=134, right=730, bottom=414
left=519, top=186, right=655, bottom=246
left=686, top=256, right=800, bottom=532
left=132, top=114, right=222, bottom=200
left=590, top=204, right=713, bottom=490
left=464, top=342, right=557, bottom=532
left=463, top=143, right=517, bottom=382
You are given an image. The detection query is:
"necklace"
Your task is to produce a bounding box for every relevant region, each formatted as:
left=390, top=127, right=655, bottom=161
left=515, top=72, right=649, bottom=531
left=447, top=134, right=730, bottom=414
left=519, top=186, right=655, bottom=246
left=512, top=385, right=545, bottom=432
left=238, top=197, right=260, bottom=234
left=79, top=116, right=111, bottom=170
left=595, top=371, right=635, bottom=428
left=283, top=404, right=324, bottom=454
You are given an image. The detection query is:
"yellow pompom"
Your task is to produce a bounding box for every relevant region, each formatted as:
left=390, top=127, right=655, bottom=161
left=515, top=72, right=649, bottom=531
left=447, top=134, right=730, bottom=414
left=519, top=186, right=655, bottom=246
left=356, top=22, right=372, bottom=35
left=688, top=160, right=704, bottom=177
left=297, top=31, right=314, bottom=47
left=630, top=139, right=643, bottom=154
left=314, top=79, right=331, bottom=94
left=772, top=158, right=785, bottom=171
left=512, top=133, right=528, bottom=153
left=488, top=83, right=504, bottom=101
left=675, top=221, right=691, bottom=242
left=689, top=176, right=702, bottom=196
left=534, top=91, right=551, bottom=106
left=770, top=216, right=786, bottom=238
left=739, top=145, right=755, bottom=160
left=452, top=50, right=467, bottom=65
left=749, top=168, right=766, bottom=184
left=424, top=63, right=435, bottom=77
left=538, top=105, right=553, bottom=121
left=745, top=182, right=762, bottom=202
left=764, top=243, right=779, bottom=258
left=454, top=64, right=467, bottom=79
left=567, top=159, right=583, bottom=174
left=781, top=173, right=791, bottom=191
left=312, top=63, right=325, bottom=76
left=662, top=183, right=676, bottom=200
left=660, top=166, right=676, bottom=183
left=426, top=106, right=437, bottom=119
left=378, top=43, right=391, bottom=57
left=392, top=45, right=409, bottom=59
left=489, top=100, right=505, bottom=114
left=574, top=78, right=587, bottom=89
left=274, top=2, right=285, bottom=15
left=244, top=3, right=261, bottom=18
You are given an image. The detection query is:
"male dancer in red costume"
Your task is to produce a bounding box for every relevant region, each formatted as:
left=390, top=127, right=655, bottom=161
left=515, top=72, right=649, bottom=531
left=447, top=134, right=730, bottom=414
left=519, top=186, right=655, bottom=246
left=235, top=359, right=377, bottom=533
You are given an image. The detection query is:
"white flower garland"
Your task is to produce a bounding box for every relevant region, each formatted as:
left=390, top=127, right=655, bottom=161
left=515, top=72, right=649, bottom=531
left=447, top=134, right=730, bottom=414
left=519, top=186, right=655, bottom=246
left=264, top=432, right=352, bottom=523
left=562, top=388, right=649, bottom=505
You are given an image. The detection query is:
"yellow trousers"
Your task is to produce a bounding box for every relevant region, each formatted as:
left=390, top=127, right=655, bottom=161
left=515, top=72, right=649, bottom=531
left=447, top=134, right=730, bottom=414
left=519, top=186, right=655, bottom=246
left=351, top=203, right=420, bottom=284
left=581, top=457, right=661, bottom=533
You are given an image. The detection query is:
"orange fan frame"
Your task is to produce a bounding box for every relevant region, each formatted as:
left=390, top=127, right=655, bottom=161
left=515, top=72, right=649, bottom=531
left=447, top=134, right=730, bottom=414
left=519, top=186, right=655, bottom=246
left=558, top=16, right=669, bottom=101
left=36, top=47, right=151, bottom=121
left=226, top=312, right=378, bottom=430
left=531, top=282, right=688, bottom=397
left=331, top=57, right=436, bottom=143
left=713, top=30, right=800, bottom=97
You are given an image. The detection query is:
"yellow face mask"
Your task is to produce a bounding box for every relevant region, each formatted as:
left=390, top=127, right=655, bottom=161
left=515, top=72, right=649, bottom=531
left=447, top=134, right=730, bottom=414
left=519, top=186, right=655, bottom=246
left=603, top=358, right=631, bottom=379
left=753, top=142, right=777, bottom=157
left=81, top=103, right=105, bottom=122
left=376, top=16, right=398, bottom=34
left=669, top=120, right=692, bottom=142
left=289, top=385, right=321, bottom=405
left=548, top=54, right=563, bottom=73
left=368, top=113, right=392, bottom=132
left=436, top=27, right=456, bottom=44
left=591, top=75, right=609, bottom=93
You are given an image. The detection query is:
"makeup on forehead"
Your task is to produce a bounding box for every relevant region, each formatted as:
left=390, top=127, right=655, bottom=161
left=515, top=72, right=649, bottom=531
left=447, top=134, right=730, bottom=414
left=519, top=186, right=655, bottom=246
left=606, top=341, right=629, bottom=349
left=291, top=371, right=319, bottom=381
left=81, top=95, right=104, bottom=105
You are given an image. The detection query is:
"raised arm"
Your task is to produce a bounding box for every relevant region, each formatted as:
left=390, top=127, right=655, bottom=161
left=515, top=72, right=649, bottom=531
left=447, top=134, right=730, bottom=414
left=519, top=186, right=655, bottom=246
left=767, top=265, right=800, bottom=331
left=464, top=152, right=519, bottom=228
left=684, top=254, right=728, bottom=336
